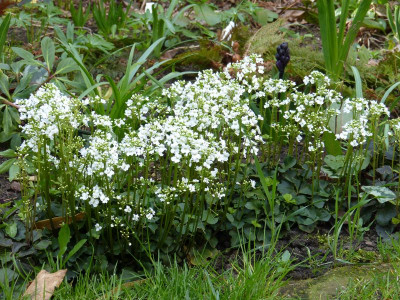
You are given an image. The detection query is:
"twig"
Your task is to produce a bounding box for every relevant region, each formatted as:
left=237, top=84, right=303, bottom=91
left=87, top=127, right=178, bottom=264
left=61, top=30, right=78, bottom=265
left=2, top=98, right=20, bottom=109
left=140, top=0, right=147, bottom=12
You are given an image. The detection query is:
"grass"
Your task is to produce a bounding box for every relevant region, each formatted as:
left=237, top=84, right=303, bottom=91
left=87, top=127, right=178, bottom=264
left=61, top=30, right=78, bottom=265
left=2, top=242, right=293, bottom=300
left=5, top=235, right=400, bottom=299
left=335, top=266, right=400, bottom=299
left=56, top=250, right=291, bottom=300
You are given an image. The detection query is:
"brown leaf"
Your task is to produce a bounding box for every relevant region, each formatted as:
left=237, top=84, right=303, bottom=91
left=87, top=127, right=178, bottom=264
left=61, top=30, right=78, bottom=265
left=24, top=269, right=67, bottom=300
left=281, top=9, right=305, bottom=22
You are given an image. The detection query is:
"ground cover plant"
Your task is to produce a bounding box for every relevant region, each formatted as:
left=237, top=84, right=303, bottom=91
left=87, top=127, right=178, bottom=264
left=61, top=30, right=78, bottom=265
left=1, top=0, right=400, bottom=299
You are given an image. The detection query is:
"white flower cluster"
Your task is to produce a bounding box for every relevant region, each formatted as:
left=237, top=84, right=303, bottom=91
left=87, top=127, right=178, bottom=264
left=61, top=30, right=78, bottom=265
left=303, top=71, right=331, bottom=87
left=16, top=84, right=82, bottom=152
left=225, top=54, right=265, bottom=82
left=336, top=118, right=372, bottom=147
left=342, top=98, right=389, bottom=119
left=79, top=130, right=119, bottom=178
left=76, top=184, right=111, bottom=208
left=337, top=98, right=389, bottom=147
left=261, top=71, right=341, bottom=154
left=125, top=94, right=170, bottom=123
left=163, top=69, right=263, bottom=155
left=19, top=57, right=268, bottom=237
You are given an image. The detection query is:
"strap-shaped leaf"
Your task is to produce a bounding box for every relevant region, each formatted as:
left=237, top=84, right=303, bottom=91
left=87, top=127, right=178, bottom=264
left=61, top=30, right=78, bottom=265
left=387, top=4, right=395, bottom=32
left=0, top=14, right=11, bottom=62
left=340, top=0, right=372, bottom=68
left=317, top=0, right=338, bottom=74
left=350, top=66, right=363, bottom=99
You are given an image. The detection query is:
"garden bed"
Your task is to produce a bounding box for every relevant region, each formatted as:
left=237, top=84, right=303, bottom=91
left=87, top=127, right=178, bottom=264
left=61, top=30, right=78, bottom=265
left=1, top=0, right=400, bottom=299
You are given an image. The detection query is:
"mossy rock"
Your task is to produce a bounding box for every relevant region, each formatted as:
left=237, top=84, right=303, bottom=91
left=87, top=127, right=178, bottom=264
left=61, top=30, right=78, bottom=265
left=280, top=263, right=394, bottom=299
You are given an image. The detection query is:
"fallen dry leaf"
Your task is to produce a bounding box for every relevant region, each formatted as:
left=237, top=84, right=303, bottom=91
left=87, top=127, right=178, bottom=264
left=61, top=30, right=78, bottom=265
left=24, top=269, right=67, bottom=300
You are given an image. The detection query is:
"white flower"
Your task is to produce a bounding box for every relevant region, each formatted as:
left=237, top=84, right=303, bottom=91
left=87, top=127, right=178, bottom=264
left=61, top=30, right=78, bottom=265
left=250, top=180, right=256, bottom=189
left=95, top=223, right=102, bottom=232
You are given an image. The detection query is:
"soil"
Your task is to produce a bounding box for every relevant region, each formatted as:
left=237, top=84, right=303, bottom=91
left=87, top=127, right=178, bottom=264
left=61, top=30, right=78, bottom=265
left=278, top=226, right=381, bottom=280
left=209, top=225, right=381, bottom=281
left=0, top=155, right=20, bottom=204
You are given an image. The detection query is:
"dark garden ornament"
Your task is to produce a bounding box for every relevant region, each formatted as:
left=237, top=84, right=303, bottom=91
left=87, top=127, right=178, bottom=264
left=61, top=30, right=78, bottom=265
left=275, top=42, right=290, bottom=79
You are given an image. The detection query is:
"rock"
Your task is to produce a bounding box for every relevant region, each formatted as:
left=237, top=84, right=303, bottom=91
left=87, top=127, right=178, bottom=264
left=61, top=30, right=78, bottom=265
left=10, top=181, right=21, bottom=192
left=280, top=263, right=396, bottom=299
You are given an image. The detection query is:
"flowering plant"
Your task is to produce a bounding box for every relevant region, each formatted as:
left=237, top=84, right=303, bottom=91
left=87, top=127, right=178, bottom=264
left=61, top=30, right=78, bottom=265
left=16, top=54, right=394, bottom=253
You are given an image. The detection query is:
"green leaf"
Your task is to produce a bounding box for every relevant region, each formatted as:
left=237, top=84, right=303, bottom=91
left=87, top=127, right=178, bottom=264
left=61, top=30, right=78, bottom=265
left=194, top=4, right=221, bottom=26
left=0, top=158, right=16, bottom=174
left=279, top=156, right=296, bottom=172
left=0, top=268, right=17, bottom=284
left=324, top=155, right=345, bottom=171
left=254, top=8, right=278, bottom=25
left=205, top=215, right=218, bottom=225
left=5, top=222, right=17, bottom=238
left=0, top=149, right=16, bottom=158
left=376, top=205, right=397, bottom=226
left=387, top=4, right=395, bottom=33
left=351, top=66, right=363, bottom=98
left=2, top=106, right=12, bottom=134
left=245, top=201, right=259, bottom=212
left=58, top=223, right=71, bottom=259
left=8, top=163, right=19, bottom=181
left=281, top=250, right=291, bottom=262
left=361, top=186, right=396, bottom=204
left=323, top=131, right=342, bottom=156
left=41, top=37, right=55, bottom=71
left=226, top=213, right=234, bottom=223
left=0, top=14, right=11, bottom=62
left=283, top=193, right=296, bottom=204
left=55, top=57, right=79, bottom=75
left=251, top=219, right=262, bottom=228
left=381, top=81, right=400, bottom=105
left=0, top=238, right=12, bottom=247
left=317, top=0, right=338, bottom=76
left=0, top=71, right=10, bottom=98
left=12, top=47, right=42, bottom=67
left=392, top=217, right=400, bottom=225
left=65, top=239, right=87, bottom=264
left=339, top=0, right=372, bottom=74
left=60, top=43, right=97, bottom=96
left=34, top=240, right=52, bottom=250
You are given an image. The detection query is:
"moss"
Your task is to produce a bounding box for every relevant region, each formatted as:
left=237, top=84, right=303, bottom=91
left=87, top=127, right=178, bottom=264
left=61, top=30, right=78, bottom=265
left=244, top=19, right=326, bottom=82
left=280, top=263, right=394, bottom=299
